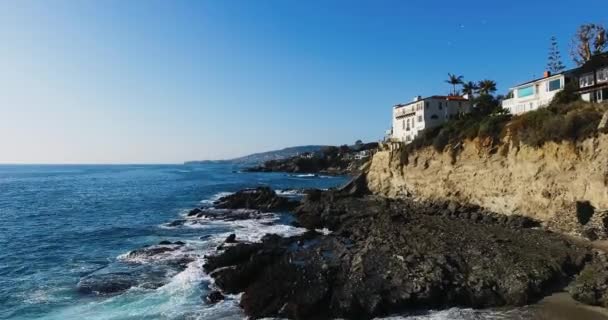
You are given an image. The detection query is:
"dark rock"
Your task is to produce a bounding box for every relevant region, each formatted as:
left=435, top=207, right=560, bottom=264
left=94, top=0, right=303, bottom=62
left=206, top=290, right=225, bottom=304
left=207, top=190, right=590, bottom=319
left=214, top=187, right=298, bottom=212
left=77, top=273, right=137, bottom=295
left=225, top=234, right=237, bottom=243
left=159, top=240, right=172, bottom=245
left=568, top=254, right=608, bottom=307
left=167, top=219, right=186, bottom=227
left=335, top=173, right=370, bottom=197
left=188, top=208, right=203, bottom=217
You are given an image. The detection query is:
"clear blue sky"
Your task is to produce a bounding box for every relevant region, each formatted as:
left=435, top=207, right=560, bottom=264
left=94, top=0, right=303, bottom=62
left=1, top=0, right=606, bottom=164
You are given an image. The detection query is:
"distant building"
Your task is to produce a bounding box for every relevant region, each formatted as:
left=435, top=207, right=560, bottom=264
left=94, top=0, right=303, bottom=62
left=574, top=52, right=608, bottom=103
left=502, top=71, right=574, bottom=115
left=354, top=150, right=372, bottom=160
left=392, top=95, right=472, bottom=143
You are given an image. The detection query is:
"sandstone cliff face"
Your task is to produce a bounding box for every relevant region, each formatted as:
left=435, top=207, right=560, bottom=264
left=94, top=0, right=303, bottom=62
left=366, top=134, right=608, bottom=238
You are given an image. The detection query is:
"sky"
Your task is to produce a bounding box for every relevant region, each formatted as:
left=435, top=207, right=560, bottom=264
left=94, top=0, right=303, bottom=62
left=0, top=0, right=607, bottom=164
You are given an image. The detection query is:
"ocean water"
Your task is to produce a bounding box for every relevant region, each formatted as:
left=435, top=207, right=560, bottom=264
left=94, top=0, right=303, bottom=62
left=0, top=164, right=538, bottom=320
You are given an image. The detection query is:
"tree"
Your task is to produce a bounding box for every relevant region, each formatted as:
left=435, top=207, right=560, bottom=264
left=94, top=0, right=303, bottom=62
left=445, top=73, right=464, bottom=96
left=461, top=81, right=478, bottom=98
left=477, top=79, right=497, bottom=96
left=570, top=23, right=607, bottom=66
left=547, top=36, right=566, bottom=73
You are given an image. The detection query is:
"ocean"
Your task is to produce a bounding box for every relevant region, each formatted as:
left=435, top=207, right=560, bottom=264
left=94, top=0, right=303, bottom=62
left=0, top=164, right=562, bottom=320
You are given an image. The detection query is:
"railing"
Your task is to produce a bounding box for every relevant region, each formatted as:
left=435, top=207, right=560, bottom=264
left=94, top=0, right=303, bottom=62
left=394, top=106, right=415, bottom=118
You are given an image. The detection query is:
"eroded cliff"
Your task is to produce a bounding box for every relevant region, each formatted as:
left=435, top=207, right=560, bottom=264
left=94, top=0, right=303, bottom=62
left=366, top=134, right=608, bottom=238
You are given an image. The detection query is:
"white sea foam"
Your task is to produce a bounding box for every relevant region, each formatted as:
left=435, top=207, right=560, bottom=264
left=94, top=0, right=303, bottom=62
left=315, top=227, right=333, bottom=235
left=200, top=192, right=234, bottom=205
left=276, top=189, right=304, bottom=196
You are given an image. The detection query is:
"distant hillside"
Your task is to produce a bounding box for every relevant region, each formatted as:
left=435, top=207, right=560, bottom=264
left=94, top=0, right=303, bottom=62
left=184, top=145, right=327, bottom=166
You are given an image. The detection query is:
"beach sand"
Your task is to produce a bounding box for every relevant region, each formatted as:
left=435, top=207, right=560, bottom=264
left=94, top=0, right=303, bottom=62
left=530, top=292, right=608, bottom=320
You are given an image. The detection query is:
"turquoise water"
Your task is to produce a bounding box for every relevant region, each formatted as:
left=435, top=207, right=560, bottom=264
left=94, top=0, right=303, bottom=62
left=0, top=164, right=347, bottom=320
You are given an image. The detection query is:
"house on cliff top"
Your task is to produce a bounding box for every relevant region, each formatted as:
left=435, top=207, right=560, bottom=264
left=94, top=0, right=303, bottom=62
left=502, top=70, right=574, bottom=115
left=575, top=52, right=608, bottom=102
left=391, top=95, right=472, bottom=143
left=502, top=52, right=608, bottom=115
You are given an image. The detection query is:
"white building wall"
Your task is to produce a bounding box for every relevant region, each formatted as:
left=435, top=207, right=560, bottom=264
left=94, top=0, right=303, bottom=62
left=502, top=74, right=565, bottom=115
left=392, top=97, right=471, bottom=143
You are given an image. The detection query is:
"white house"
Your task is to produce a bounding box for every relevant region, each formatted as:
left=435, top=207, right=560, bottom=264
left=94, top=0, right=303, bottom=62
left=501, top=71, right=572, bottom=115
left=502, top=53, right=608, bottom=114
left=392, top=95, right=471, bottom=143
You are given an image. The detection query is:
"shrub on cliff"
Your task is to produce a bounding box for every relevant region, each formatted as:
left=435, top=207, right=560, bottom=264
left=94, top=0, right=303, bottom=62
left=406, top=101, right=605, bottom=154
left=406, top=114, right=511, bottom=153
left=509, top=101, right=603, bottom=147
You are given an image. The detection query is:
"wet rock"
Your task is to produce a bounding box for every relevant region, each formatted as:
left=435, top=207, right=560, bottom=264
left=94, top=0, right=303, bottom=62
left=214, top=187, right=299, bottom=212
left=77, top=273, right=137, bottom=295
left=188, top=208, right=203, bottom=217
left=225, top=234, right=237, bottom=243
left=206, top=290, right=225, bottom=304
left=167, top=219, right=186, bottom=227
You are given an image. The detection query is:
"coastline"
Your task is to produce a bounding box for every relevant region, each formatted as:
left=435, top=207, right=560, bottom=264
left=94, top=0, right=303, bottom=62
left=201, top=176, right=607, bottom=319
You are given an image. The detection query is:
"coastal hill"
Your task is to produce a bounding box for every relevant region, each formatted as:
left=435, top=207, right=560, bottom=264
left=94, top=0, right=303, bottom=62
left=184, top=145, right=327, bottom=166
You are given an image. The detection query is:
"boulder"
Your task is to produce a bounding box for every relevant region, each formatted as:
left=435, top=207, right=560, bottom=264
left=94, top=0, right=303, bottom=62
left=214, top=187, right=298, bottom=212
left=206, top=290, right=225, bottom=304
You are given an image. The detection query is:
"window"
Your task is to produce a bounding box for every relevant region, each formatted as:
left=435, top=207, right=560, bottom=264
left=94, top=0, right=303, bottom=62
left=402, top=120, right=405, bottom=130
left=458, top=101, right=462, bottom=107
left=406, top=119, right=410, bottom=130
left=547, top=79, right=561, bottom=92
left=418, top=115, right=423, bottom=122
left=430, top=114, right=438, bottom=119
left=518, top=85, right=534, bottom=98
left=438, top=102, right=443, bottom=110
left=598, top=68, right=608, bottom=83
left=580, top=73, right=595, bottom=88
left=425, top=102, right=429, bottom=109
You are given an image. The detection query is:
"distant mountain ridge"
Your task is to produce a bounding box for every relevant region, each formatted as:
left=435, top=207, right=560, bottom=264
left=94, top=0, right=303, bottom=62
left=184, top=145, right=327, bottom=166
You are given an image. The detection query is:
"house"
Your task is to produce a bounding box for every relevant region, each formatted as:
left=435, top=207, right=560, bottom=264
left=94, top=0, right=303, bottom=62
left=392, top=95, right=472, bottom=143
left=354, top=150, right=372, bottom=160
left=501, top=71, right=574, bottom=115
left=574, top=52, right=608, bottom=103
left=502, top=53, right=608, bottom=114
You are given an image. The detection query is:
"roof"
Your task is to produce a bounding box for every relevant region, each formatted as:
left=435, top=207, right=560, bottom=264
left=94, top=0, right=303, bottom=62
left=577, top=52, right=608, bottom=74
left=394, top=95, right=469, bottom=108
left=509, top=70, right=575, bottom=89
left=508, top=53, right=608, bottom=89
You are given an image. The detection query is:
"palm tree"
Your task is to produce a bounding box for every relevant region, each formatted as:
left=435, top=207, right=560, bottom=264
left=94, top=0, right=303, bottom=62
left=461, top=81, right=478, bottom=98
left=477, top=79, right=497, bottom=95
left=445, top=73, right=464, bottom=96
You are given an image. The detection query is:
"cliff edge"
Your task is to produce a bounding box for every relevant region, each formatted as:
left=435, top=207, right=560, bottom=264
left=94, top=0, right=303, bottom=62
left=366, top=134, right=608, bottom=239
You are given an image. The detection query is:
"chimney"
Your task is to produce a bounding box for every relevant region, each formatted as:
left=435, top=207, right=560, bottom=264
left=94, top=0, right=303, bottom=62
left=544, top=71, right=551, bottom=78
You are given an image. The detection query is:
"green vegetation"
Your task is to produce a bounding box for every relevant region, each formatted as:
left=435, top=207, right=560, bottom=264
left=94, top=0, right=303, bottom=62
left=405, top=101, right=606, bottom=154
left=510, top=101, right=604, bottom=147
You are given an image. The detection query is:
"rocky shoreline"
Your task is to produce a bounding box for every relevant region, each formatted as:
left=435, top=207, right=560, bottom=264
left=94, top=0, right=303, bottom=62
left=75, top=177, right=608, bottom=319
left=198, top=178, right=608, bottom=319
